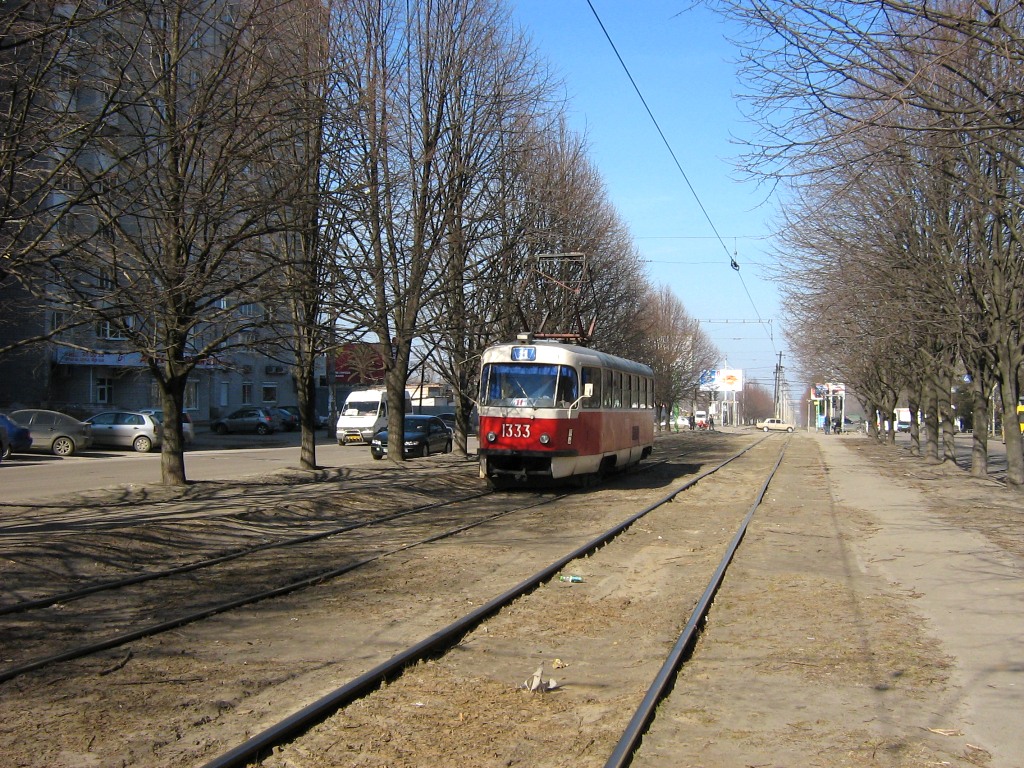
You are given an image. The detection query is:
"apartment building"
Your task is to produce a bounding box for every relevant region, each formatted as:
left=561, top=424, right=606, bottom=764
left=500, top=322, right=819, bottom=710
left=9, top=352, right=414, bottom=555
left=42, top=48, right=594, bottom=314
left=0, top=0, right=314, bottom=424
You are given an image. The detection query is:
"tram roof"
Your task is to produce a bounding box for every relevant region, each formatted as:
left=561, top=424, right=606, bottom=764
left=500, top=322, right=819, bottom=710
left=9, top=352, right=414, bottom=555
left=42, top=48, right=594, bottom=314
left=482, top=339, right=653, bottom=376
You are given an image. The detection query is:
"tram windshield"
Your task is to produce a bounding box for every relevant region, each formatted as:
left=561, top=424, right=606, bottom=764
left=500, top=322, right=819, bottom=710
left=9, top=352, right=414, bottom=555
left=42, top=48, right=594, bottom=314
left=480, top=363, right=579, bottom=408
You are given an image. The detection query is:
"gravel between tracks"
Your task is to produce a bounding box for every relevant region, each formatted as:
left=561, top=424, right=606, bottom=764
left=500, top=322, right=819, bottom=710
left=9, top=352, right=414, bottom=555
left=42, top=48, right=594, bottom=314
left=0, top=430, right=1020, bottom=767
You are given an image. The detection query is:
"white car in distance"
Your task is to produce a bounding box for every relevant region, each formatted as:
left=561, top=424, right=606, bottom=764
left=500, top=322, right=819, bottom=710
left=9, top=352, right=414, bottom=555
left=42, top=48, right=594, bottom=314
left=755, top=418, right=794, bottom=433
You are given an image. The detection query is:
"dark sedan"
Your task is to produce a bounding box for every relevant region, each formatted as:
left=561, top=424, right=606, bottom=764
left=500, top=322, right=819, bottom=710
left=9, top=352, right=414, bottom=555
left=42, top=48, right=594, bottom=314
left=275, top=407, right=299, bottom=432
left=370, top=415, right=453, bottom=460
left=9, top=409, right=93, bottom=456
left=211, top=407, right=280, bottom=435
left=0, top=413, right=33, bottom=459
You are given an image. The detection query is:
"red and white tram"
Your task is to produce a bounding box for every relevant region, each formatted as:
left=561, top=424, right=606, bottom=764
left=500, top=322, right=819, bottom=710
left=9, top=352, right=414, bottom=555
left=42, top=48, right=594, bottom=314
left=477, top=335, right=655, bottom=487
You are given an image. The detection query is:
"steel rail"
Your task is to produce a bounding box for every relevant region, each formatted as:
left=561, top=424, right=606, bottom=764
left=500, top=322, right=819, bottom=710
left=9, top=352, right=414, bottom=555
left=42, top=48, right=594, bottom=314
left=1, top=442, right=690, bottom=616
left=603, top=441, right=788, bottom=768
left=0, top=490, right=492, bottom=616
left=0, top=443, right=693, bottom=681
left=201, top=438, right=766, bottom=768
left=0, top=493, right=558, bottom=685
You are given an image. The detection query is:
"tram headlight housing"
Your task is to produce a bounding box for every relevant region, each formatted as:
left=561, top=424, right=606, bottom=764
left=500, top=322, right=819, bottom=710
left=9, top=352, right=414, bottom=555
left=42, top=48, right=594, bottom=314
left=486, top=431, right=497, bottom=443
left=539, top=433, right=551, bottom=445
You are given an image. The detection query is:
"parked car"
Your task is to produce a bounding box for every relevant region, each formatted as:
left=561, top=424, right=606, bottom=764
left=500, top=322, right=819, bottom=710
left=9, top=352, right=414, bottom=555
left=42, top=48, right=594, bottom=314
left=0, top=413, right=33, bottom=459
left=755, top=417, right=795, bottom=433
left=437, top=412, right=456, bottom=434
left=275, top=407, right=299, bottom=432
left=278, top=405, right=330, bottom=430
left=138, top=409, right=195, bottom=445
left=0, top=420, right=7, bottom=464
left=211, top=407, right=280, bottom=435
left=85, top=411, right=163, bottom=453
left=370, top=415, right=453, bottom=460
left=9, top=409, right=94, bottom=456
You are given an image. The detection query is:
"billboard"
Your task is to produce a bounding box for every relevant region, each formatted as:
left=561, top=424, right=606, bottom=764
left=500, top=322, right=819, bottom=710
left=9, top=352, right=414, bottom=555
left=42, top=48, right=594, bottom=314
left=699, top=369, right=743, bottom=393
left=716, top=369, right=743, bottom=392
left=812, top=382, right=845, bottom=399
left=333, top=343, right=386, bottom=384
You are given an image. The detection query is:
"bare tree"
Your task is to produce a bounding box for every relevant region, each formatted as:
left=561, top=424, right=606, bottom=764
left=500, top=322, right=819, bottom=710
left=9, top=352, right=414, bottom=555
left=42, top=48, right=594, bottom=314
left=325, top=0, right=496, bottom=462
left=4, top=0, right=316, bottom=484
left=1, top=1, right=111, bottom=271
left=258, top=0, right=335, bottom=470
left=418, top=1, right=557, bottom=454
left=710, top=0, right=1024, bottom=486
left=639, top=285, right=719, bottom=429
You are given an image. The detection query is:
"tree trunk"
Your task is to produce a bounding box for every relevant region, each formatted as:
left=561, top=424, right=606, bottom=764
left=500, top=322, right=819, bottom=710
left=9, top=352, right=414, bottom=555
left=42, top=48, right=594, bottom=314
left=157, top=374, right=188, bottom=486
left=295, top=368, right=317, bottom=470
left=969, top=382, right=989, bottom=478
left=996, top=367, right=1024, bottom=488
left=385, top=342, right=411, bottom=465
left=939, top=375, right=956, bottom=463
left=908, top=393, right=921, bottom=455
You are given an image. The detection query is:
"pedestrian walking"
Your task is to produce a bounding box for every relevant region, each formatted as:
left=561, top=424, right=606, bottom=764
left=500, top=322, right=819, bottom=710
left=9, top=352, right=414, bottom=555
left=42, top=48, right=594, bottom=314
left=823, top=416, right=830, bottom=434
left=688, top=412, right=695, bottom=431
left=708, top=414, right=715, bottom=431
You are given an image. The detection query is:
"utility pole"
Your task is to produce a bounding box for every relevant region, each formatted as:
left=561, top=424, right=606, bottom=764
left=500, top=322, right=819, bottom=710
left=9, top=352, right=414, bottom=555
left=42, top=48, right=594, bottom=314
left=773, top=352, right=783, bottom=418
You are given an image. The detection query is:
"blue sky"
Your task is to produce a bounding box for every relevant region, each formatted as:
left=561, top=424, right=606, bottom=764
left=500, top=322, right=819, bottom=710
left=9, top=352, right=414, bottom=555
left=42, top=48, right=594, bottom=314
left=510, top=0, right=787, bottom=392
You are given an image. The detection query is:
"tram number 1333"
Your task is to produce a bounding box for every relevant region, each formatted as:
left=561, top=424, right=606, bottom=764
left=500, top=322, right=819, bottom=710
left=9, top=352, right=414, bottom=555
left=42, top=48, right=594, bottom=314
left=501, top=423, right=531, bottom=438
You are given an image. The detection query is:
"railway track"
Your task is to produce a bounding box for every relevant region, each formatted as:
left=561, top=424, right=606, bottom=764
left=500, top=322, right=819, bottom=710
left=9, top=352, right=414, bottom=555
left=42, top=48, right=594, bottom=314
left=1, top=431, right=794, bottom=767
left=204, top=437, right=785, bottom=768
left=1, top=478, right=568, bottom=683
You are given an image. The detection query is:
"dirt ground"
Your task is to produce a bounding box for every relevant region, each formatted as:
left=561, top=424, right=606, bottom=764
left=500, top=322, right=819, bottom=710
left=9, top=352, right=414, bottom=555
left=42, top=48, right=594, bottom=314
left=1, top=430, right=1021, bottom=768
left=632, top=432, right=1024, bottom=768
left=253, top=432, right=1022, bottom=768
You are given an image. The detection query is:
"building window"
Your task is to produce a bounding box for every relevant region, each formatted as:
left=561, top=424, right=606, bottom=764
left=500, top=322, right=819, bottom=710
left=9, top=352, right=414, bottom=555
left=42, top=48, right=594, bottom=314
left=219, top=381, right=229, bottom=407
left=241, top=383, right=253, bottom=404
left=261, top=383, right=277, bottom=403
left=96, top=376, right=113, bottom=404
left=97, top=317, right=132, bottom=339
left=185, top=380, right=199, bottom=410
left=50, top=310, right=67, bottom=334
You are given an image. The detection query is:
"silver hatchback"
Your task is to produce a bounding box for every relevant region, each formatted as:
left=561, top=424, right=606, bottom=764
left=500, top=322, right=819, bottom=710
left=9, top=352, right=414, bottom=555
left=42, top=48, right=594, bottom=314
left=85, top=411, right=163, bottom=452
left=139, top=409, right=195, bottom=446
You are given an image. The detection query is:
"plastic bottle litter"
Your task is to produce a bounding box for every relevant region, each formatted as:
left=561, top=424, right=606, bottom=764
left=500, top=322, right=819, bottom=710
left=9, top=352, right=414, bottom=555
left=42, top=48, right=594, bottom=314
left=559, top=575, right=583, bottom=583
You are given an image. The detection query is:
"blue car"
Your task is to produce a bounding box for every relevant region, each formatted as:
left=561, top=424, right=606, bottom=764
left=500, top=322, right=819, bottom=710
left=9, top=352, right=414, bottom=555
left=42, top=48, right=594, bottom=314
left=0, top=413, right=33, bottom=460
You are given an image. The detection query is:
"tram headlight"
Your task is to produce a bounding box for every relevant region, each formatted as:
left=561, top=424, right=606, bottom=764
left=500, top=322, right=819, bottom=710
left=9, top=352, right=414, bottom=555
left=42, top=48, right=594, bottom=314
left=539, top=433, right=551, bottom=445
left=486, top=431, right=497, bottom=443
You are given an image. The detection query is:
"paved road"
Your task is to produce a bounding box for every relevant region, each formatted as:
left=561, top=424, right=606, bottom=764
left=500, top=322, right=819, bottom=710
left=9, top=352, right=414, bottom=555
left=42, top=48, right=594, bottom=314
left=0, top=428, right=478, bottom=505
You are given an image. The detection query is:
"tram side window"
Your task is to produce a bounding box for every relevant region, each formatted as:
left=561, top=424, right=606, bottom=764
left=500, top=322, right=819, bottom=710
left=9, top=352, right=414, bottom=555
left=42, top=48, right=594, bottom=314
left=581, top=366, right=601, bottom=408
left=555, top=365, right=579, bottom=407
left=602, top=368, right=613, bottom=408
left=613, top=371, right=623, bottom=408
